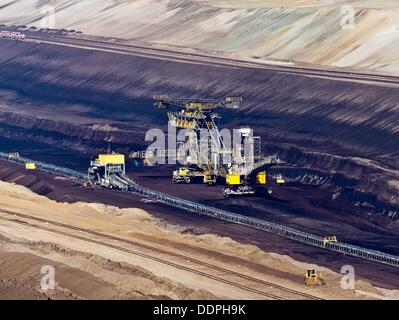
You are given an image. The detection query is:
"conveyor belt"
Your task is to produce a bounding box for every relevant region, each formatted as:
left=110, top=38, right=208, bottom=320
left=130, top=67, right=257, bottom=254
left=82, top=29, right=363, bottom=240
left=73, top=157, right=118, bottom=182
left=0, top=152, right=87, bottom=180
left=111, top=174, right=399, bottom=268
left=1, top=151, right=398, bottom=268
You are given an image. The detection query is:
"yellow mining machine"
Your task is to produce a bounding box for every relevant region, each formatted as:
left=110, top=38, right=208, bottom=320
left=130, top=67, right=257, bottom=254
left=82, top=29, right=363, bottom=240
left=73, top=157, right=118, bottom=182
left=25, top=162, right=37, bottom=170
left=304, top=269, right=324, bottom=287
left=323, top=236, right=338, bottom=246
left=88, top=152, right=126, bottom=188
left=129, top=95, right=282, bottom=197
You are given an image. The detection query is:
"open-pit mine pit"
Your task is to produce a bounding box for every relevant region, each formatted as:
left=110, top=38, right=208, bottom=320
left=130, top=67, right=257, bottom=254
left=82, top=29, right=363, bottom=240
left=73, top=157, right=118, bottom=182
left=0, top=0, right=399, bottom=301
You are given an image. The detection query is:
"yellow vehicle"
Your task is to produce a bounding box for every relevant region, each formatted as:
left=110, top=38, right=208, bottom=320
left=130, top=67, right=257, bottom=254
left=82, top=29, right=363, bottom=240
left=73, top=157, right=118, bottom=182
left=276, top=174, right=285, bottom=185
left=256, top=171, right=266, bottom=185
left=304, top=269, right=323, bottom=286
left=172, top=167, right=204, bottom=184
left=226, top=174, right=241, bottom=186
left=88, top=151, right=127, bottom=189
left=203, top=174, right=216, bottom=185
left=323, top=236, right=338, bottom=246
left=25, top=162, right=36, bottom=170
left=97, top=154, right=125, bottom=166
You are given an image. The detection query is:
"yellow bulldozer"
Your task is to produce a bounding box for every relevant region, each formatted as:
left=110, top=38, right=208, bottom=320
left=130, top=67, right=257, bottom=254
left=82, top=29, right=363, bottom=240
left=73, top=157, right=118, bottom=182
left=304, top=269, right=324, bottom=287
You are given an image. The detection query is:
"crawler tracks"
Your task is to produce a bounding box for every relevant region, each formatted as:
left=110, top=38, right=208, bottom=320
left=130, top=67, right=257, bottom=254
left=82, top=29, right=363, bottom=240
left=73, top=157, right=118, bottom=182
left=0, top=208, right=321, bottom=300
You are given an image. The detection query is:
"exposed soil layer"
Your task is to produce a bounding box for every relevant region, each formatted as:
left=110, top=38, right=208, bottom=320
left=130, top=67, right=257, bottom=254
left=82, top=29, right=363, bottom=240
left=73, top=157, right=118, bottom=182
left=0, top=32, right=398, bottom=292
left=1, top=174, right=398, bottom=300
left=2, top=1, right=399, bottom=73
left=0, top=33, right=398, bottom=234
left=0, top=159, right=398, bottom=291
left=0, top=251, right=139, bottom=300
left=0, top=238, right=213, bottom=300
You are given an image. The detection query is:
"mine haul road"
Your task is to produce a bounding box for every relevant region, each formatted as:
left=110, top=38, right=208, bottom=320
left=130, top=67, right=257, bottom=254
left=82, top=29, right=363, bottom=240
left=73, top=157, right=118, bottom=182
left=23, top=33, right=399, bottom=88
left=0, top=208, right=321, bottom=300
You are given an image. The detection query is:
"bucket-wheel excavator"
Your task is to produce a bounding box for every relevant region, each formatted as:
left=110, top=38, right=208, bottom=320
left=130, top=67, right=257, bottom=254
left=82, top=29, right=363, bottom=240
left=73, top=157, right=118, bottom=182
left=130, top=95, right=282, bottom=197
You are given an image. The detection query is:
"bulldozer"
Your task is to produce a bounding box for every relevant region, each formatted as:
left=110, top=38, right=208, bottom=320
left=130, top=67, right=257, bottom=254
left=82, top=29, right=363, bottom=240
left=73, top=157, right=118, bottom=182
left=304, top=269, right=324, bottom=287
left=276, top=174, right=286, bottom=186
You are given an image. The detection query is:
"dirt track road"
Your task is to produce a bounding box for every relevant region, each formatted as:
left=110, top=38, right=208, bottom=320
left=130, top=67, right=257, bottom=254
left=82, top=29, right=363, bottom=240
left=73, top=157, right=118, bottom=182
left=24, top=33, right=399, bottom=88
left=0, top=208, right=321, bottom=300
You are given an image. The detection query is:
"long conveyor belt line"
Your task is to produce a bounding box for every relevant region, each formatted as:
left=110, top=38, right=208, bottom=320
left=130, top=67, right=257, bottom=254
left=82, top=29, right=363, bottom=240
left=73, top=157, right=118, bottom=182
left=1, top=151, right=399, bottom=268
left=111, top=175, right=399, bottom=268
left=0, top=152, right=87, bottom=180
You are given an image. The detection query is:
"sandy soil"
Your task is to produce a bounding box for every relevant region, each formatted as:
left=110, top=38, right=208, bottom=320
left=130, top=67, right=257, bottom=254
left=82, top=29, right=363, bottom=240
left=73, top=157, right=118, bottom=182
left=0, top=180, right=397, bottom=300
left=1, top=159, right=398, bottom=291
left=1, top=35, right=399, bottom=230
left=1, top=0, right=399, bottom=73
left=199, top=1, right=399, bottom=9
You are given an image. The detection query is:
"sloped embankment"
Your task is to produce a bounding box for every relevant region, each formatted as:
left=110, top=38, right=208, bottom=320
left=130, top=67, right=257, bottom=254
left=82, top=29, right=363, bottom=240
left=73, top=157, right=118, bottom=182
left=1, top=0, right=399, bottom=73
left=0, top=39, right=398, bottom=231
